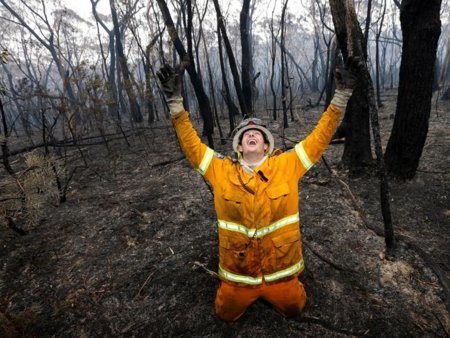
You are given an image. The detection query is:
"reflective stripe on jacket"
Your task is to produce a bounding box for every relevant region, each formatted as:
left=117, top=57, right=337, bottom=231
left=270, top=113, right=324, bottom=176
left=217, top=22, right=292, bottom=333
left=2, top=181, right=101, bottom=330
left=172, top=105, right=342, bottom=286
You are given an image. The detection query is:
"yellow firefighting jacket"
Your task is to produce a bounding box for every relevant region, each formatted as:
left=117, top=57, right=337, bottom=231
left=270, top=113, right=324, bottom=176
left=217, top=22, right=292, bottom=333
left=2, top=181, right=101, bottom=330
left=172, top=105, right=342, bottom=287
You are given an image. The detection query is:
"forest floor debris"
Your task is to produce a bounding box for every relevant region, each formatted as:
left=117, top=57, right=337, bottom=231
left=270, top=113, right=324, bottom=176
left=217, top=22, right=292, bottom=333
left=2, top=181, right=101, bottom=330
left=1, top=93, right=449, bottom=337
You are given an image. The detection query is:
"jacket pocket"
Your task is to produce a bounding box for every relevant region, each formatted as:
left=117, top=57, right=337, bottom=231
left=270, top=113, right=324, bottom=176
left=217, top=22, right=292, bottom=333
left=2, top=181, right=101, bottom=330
left=266, top=183, right=290, bottom=199
left=271, top=230, right=300, bottom=261
left=219, top=235, right=250, bottom=272
left=266, top=183, right=290, bottom=218
left=222, top=188, right=243, bottom=204
left=220, top=188, right=243, bottom=220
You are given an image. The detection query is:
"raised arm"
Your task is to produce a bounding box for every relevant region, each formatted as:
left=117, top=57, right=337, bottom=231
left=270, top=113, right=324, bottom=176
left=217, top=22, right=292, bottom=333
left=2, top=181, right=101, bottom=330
left=293, top=57, right=362, bottom=173
left=157, top=64, right=215, bottom=177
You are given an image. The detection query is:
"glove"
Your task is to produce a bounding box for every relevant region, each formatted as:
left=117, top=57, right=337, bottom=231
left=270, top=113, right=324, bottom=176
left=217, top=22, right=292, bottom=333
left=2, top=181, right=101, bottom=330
left=157, top=64, right=184, bottom=115
left=0, top=50, right=10, bottom=64
left=331, top=56, right=362, bottom=111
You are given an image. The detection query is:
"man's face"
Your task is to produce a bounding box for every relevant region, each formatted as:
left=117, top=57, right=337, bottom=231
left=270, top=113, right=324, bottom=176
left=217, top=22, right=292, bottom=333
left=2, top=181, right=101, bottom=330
left=238, top=129, right=268, bottom=159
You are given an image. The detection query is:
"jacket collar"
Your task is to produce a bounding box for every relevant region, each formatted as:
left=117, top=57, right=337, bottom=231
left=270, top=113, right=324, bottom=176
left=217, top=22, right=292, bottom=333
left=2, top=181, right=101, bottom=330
left=230, top=156, right=273, bottom=187
left=239, top=155, right=267, bottom=175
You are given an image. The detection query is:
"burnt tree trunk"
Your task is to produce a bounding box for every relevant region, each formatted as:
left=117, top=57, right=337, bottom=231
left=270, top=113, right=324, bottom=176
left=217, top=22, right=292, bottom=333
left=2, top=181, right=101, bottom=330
left=311, top=27, right=320, bottom=92
left=280, top=0, right=289, bottom=133
left=109, top=0, right=143, bottom=123
left=269, top=12, right=278, bottom=121
left=240, top=0, right=253, bottom=114
left=340, top=82, right=372, bottom=172
left=375, top=0, right=387, bottom=108
left=324, top=40, right=338, bottom=109
left=0, top=0, right=79, bottom=133
left=275, top=37, right=314, bottom=90
left=217, top=24, right=238, bottom=136
left=91, top=0, right=121, bottom=122
left=363, top=0, right=372, bottom=60
left=330, top=0, right=372, bottom=174
left=202, top=33, right=226, bottom=145
left=140, top=34, right=160, bottom=124
left=143, top=55, right=157, bottom=124
left=0, top=96, right=14, bottom=175
left=330, top=0, right=395, bottom=252
left=212, top=0, right=249, bottom=117
left=384, top=0, right=442, bottom=179
left=156, top=0, right=215, bottom=147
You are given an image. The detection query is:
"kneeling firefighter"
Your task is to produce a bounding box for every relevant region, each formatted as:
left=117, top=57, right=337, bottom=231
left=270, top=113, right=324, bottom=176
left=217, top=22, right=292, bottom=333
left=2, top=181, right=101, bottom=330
left=157, top=57, right=360, bottom=321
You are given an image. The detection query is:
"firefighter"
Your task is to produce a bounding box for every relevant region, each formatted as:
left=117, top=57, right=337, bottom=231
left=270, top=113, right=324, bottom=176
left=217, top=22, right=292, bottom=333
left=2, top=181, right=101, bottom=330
left=157, top=57, right=360, bottom=321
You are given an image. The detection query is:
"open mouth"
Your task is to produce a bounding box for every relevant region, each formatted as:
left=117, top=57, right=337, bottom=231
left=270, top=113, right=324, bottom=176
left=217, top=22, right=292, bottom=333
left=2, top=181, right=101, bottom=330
left=248, top=139, right=257, bottom=146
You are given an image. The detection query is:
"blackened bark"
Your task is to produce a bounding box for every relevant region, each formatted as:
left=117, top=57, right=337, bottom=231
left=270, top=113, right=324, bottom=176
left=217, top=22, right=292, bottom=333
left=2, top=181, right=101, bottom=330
left=341, top=83, right=372, bottom=172
left=109, top=0, right=143, bottom=123
left=156, top=0, right=215, bottom=147
left=91, top=0, right=120, bottom=121
left=240, top=0, right=253, bottom=114
left=324, top=40, right=338, bottom=109
left=143, top=54, right=157, bottom=124
left=202, top=33, right=226, bottom=145
left=363, top=0, right=372, bottom=60
left=217, top=25, right=237, bottom=136
left=384, top=0, right=442, bottom=179
left=212, top=0, right=249, bottom=117
left=280, top=0, right=289, bottom=131
left=128, top=18, right=160, bottom=124
left=0, top=0, right=78, bottom=131
left=185, top=0, right=199, bottom=82
left=329, top=0, right=372, bottom=173
left=311, top=28, right=320, bottom=92
left=0, top=96, right=14, bottom=175
left=375, top=0, right=387, bottom=108
left=363, top=69, right=395, bottom=252
left=275, top=37, right=314, bottom=90
left=330, top=0, right=395, bottom=252
left=0, top=95, right=28, bottom=228
left=270, top=13, right=278, bottom=121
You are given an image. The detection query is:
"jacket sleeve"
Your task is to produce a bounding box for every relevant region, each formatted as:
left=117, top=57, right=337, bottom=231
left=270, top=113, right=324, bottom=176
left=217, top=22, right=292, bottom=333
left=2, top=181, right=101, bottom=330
left=285, top=103, right=343, bottom=177
left=171, top=110, right=217, bottom=182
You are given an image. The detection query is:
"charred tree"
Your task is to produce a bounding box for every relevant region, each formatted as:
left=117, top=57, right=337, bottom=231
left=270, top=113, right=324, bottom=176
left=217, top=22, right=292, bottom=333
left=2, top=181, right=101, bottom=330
left=280, top=0, right=289, bottom=132
left=127, top=19, right=160, bottom=124
left=0, top=0, right=79, bottom=133
left=275, top=37, right=314, bottom=91
left=269, top=11, right=278, bottom=121
left=313, top=0, right=335, bottom=107
left=0, top=95, right=14, bottom=175
left=375, top=0, right=387, bottom=108
left=156, top=0, right=215, bottom=147
left=330, top=0, right=372, bottom=174
left=311, top=22, right=320, bottom=92
left=144, top=45, right=158, bottom=124
left=363, top=0, right=372, bottom=60
left=212, top=0, right=249, bottom=117
left=330, top=0, right=395, bottom=252
left=217, top=24, right=238, bottom=135
left=91, top=0, right=121, bottom=122
left=200, top=25, right=225, bottom=145
left=384, top=0, right=442, bottom=179
left=240, top=0, right=253, bottom=114
left=109, top=0, right=143, bottom=123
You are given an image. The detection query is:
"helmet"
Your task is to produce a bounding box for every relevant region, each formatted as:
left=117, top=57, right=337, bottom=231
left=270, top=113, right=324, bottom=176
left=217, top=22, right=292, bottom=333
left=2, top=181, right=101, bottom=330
left=232, top=118, right=274, bottom=155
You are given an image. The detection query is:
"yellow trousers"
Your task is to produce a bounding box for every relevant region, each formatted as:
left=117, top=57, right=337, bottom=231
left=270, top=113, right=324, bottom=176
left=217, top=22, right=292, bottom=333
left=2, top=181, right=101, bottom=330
left=215, top=278, right=307, bottom=322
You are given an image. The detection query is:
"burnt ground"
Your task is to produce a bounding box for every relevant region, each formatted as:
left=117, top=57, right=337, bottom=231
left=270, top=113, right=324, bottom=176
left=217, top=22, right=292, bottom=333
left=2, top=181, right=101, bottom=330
left=0, top=91, right=449, bottom=337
